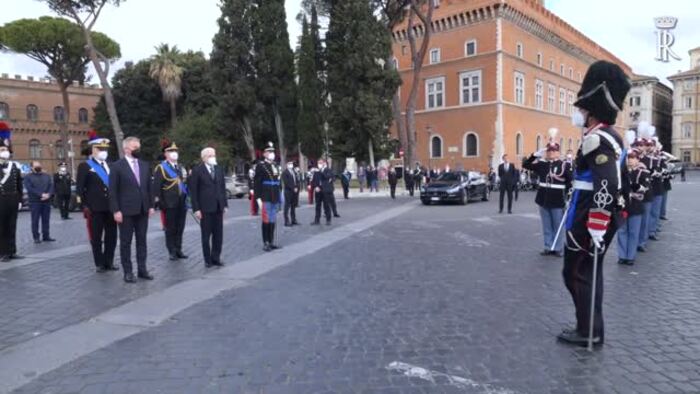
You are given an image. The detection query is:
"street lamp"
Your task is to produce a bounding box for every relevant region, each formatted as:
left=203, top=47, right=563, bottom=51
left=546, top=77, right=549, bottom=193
left=425, top=124, right=433, bottom=174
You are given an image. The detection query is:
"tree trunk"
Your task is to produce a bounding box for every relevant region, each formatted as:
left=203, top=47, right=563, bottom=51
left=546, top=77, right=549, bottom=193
left=57, top=82, right=71, bottom=163
left=241, top=116, right=256, bottom=161
left=389, top=54, right=406, bottom=163
left=368, top=138, right=375, bottom=168
left=170, top=98, right=177, bottom=128
left=79, top=27, right=125, bottom=158
left=272, top=102, right=287, bottom=167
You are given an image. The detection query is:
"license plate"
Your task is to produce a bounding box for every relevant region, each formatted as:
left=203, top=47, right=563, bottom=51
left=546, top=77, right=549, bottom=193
left=431, top=197, right=440, bottom=201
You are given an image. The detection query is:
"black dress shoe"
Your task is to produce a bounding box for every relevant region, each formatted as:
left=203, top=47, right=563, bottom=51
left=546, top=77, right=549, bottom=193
left=137, top=272, right=154, bottom=280
left=169, top=254, right=178, bottom=261
left=291, top=221, right=300, bottom=226
left=211, top=261, right=224, bottom=267
left=176, top=251, right=188, bottom=259
left=333, top=214, right=341, bottom=218
left=649, top=235, right=659, bottom=241
left=205, top=262, right=214, bottom=268
left=617, top=258, right=625, bottom=265
left=34, top=239, right=42, bottom=244
left=508, top=211, right=513, bottom=214
left=96, top=266, right=107, bottom=273
left=560, top=327, right=577, bottom=335
left=106, top=265, right=120, bottom=271
left=1, top=256, right=11, bottom=263
left=660, top=216, right=668, bottom=221
left=124, top=273, right=136, bottom=283
left=310, top=221, right=320, bottom=226
left=263, top=244, right=272, bottom=252
left=637, top=246, right=647, bottom=253
left=557, top=330, right=602, bottom=347
left=540, top=250, right=552, bottom=256
left=284, top=223, right=292, bottom=227
left=43, top=237, right=56, bottom=242
left=627, top=259, right=635, bottom=266
left=9, top=254, right=24, bottom=260
left=269, top=244, right=281, bottom=250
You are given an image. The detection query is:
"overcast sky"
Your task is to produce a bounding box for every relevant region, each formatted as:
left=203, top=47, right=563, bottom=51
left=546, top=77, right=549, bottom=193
left=1, top=0, right=698, bottom=87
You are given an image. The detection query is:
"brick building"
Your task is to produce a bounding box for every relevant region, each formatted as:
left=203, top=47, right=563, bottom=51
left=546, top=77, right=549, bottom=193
left=390, top=0, right=634, bottom=172
left=0, top=73, right=102, bottom=175
left=668, top=47, right=700, bottom=165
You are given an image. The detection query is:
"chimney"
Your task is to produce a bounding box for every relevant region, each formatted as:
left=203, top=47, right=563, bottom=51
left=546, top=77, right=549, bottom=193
left=14, top=75, right=22, bottom=80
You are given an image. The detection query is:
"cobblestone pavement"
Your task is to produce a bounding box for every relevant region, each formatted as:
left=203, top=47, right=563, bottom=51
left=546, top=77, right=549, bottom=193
left=6, top=176, right=700, bottom=393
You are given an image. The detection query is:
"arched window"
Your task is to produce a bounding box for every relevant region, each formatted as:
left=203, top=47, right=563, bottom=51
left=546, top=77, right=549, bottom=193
left=559, top=138, right=564, bottom=149
left=536, top=135, right=542, bottom=151
left=54, top=106, right=66, bottom=123
left=78, top=108, right=88, bottom=124
left=29, top=139, right=41, bottom=159
left=55, top=140, right=65, bottom=160
left=430, top=135, right=443, bottom=158
left=0, top=102, right=9, bottom=119
left=464, top=132, right=479, bottom=157
left=568, top=138, right=573, bottom=151
left=516, top=133, right=523, bottom=156
left=26, top=104, right=38, bottom=122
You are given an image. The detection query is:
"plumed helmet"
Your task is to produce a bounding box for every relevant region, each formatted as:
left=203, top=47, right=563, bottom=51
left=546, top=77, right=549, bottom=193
left=161, top=138, right=178, bottom=153
left=0, top=121, right=11, bottom=150
left=87, top=130, right=110, bottom=148
left=546, top=128, right=560, bottom=151
left=575, top=61, right=631, bottom=125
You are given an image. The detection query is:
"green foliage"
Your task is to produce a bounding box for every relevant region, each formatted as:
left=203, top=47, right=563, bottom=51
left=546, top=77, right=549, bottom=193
left=169, top=110, right=232, bottom=169
left=44, top=0, right=124, bottom=17
left=296, top=10, right=325, bottom=160
left=179, top=51, right=215, bottom=116
left=325, top=0, right=400, bottom=161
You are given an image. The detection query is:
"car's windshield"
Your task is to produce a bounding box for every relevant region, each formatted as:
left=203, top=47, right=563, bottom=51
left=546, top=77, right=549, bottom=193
left=436, top=173, right=461, bottom=182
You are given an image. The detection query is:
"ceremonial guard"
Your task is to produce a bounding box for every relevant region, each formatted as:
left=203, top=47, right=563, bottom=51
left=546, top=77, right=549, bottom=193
left=522, top=128, right=572, bottom=257
left=0, top=122, right=23, bottom=263
left=54, top=162, right=73, bottom=220
left=248, top=164, right=258, bottom=216
left=660, top=148, right=673, bottom=221
left=636, top=123, right=655, bottom=253
left=76, top=131, right=118, bottom=272
left=617, top=147, right=649, bottom=266
left=152, top=140, right=189, bottom=261
left=281, top=160, right=300, bottom=227
left=559, top=60, right=630, bottom=347
left=254, top=143, right=282, bottom=251
left=413, top=163, right=423, bottom=190
left=647, top=134, right=665, bottom=241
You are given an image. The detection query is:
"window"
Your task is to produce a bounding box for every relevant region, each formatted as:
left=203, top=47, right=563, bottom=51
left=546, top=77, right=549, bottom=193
left=425, top=77, right=445, bottom=109
left=516, top=133, right=523, bottom=156
left=514, top=72, right=525, bottom=104
left=55, top=140, right=65, bottom=160
left=682, top=150, right=692, bottom=163
left=559, top=137, right=565, bottom=149
left=391, top=57, right=399, bottom=70
left=560, top=64, right=565, bottom=76
left=568, top=138, right=573, bottom=151
left=535, top=80, right=544, bottom=109
left=460, top=70, right=481, bottom=104
left=536, top=135, right=542, bottom=151
left=465, top=40, right=477, bottom=57
left=682, top=123, right=693, bottom=139
left=78, top=108, right=88, bottom=123
left=548, top=84, right=556, bottom=112
left=568, top=67, right=573, bottom=79
left=429, top=48, right=441, bottom=64
left=559, top=88, right=566, bottom=114
left=629, top=96, right=641, bottom=107
left=430, top=135, right=443, bottom=158
left=549, top=59, right=554, bottom=71
left=433, top=0, right=441, bottom=7
left=464, top=132, right=479, bottom=157
left=26, top=104, right=38, bottom=122
left=516, top=42, right=523, bottom=58
left=684, top=96, right=693, bottom=109
left=0, top=102, right=8, bottom=119
left=578, top=72, right=583, bottom=82
left=401, top=45, right=407, bottom=56
left=29, top=139, right=41, bottom=159
left=536, top=52, right=543, bottom=67
left=568, top=91, right=575, bottom=115
left=54, top=106, right=66, bottom=123
left=685, top=80, right=695, bottom=90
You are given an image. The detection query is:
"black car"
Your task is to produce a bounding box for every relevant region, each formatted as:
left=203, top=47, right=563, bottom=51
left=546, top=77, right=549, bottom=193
left=420, top=171, right=490, bottom=205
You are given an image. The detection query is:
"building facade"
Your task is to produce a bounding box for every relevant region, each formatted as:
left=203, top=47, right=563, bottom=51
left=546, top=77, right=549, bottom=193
left=668, top=47, right=700, bottom=164
left=390, top=0, right=633, bottom=172
left=626, top=75, right=673, bottom=152
left=0, top=73, right=102, bottom=174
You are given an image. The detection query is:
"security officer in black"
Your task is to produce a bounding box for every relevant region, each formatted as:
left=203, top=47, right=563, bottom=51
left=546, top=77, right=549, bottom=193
left=152, top=141, right=189, bottom=261
left=254, top=142, right=282, bottom=251
left=0, top=122, right=23, bottom=263
left=54, top=162, right=73, bottom=219
left=311, top=158, right=333, bottom=225
left=76, top=132, right=118, bottom=272
left=281, top=160, right=299, bottom=226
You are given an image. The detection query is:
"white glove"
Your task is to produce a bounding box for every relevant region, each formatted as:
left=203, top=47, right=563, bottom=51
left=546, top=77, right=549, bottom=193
left=588, top=228, right=605, bottom=249
left=533, top=149, right=545, bottom=158
left=18, top=203, right=22, bottom=210
left=256, top=198, right=263, bottom=210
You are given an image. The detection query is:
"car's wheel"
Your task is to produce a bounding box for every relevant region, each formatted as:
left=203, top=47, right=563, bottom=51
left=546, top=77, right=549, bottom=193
left=459, top=190, right=467, bottom=205
left=421, top=199, right=430, bottom=205
left=482, top=187, right=490, bottom=201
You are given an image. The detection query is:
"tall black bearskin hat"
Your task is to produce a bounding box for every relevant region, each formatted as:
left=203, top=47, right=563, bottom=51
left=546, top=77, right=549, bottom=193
left=0, top=121, right=12, bottom=151
left=574, top=60, right=631, bottom=125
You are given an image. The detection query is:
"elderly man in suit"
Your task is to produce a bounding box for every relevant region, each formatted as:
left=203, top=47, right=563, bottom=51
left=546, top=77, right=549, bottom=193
left=109, top=136, right=155, bottom=283
left=498, top=154, right=517, bottom=214
left=189, top=147, right=228, bottom=267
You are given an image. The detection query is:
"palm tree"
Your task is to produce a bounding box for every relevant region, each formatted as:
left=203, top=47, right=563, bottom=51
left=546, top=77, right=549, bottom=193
left=149, top=43, right=183, bottom=128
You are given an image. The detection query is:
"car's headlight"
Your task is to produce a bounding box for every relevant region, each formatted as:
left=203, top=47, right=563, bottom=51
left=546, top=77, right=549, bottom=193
left=447, top=186, right=460, bottom=194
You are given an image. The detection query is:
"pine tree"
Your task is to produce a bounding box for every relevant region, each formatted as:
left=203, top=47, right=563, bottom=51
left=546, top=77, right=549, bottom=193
left=251, top=0, right=297, bottom=166
left=209, top=0, right=258, bottom=161
left=325, top=0, right=399, bottom=164
left=296, top=7, right=325, bottom=160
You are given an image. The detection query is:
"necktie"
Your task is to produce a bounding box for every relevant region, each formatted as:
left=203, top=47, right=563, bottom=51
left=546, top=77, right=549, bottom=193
left=132, top=159, right=140, bottom=186
left=209, top=166, right=215, bottom=180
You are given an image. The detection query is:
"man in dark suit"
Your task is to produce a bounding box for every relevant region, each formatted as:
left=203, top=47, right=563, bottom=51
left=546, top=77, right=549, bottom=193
left=498, top=154, right=517, bottom=214
left=109, top=137, right=155, bottom=283
left=189, top=147, right=227, bottom=267
left=54, top=162, right=72, bottom=220
left=282, top=160, right=299, bottom=227
left=76, top=133, right=118, bottom=273
left=152, top=140, right=188, bottom=261
left=310, top=159, right=332, bottom=225
left=388, top=167, right=398, bottom=199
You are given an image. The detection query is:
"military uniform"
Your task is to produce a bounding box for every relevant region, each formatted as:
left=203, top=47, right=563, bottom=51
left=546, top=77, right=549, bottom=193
left=0, top=122, right=23, bottom=262
left=616, top=149, right=650, bottom=265
left=559, top=61, right=631, bottom=347
left=311, top=165, right=333, bottom=225
left=152, top=141, right=188, bottom=260
left=76, top=132, right=118, bottom=272
left=54, top=163, right=73, bottom=219
left=254, top=144, right=282, bottom=251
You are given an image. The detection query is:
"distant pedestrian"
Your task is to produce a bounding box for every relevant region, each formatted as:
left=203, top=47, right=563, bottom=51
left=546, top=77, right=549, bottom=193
left=282, top=160, right=300, bottom=227
left=498, top=154, right=517, bottom=214
left=357, top=164, right=366, bottom=193
left=414, top=163, right=423, bottom=190
left=680, top=165, right=686, bottom=182
left=341, top=167, right=351, bottom=199
left=25, top=161, right=55, bottom=243
left=54, top=162, right=72, bottom=220
left=388, top=167, right=398, bottom=199
left=368, top=166, right=379, bottom=192
left=405, top=166, right=415, bottom=196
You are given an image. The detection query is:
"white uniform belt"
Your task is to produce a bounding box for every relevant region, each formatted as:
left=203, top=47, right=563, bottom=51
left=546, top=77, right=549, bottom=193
left=572, top=180, right=593, bottom=191
left=540, top=183, right=566, bottom=190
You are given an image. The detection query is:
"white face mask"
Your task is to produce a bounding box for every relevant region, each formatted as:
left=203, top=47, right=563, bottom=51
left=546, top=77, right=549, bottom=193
left=318, top=164, right=324, bottom=169
left=566, top=154, right=573, bottom=160
left=0, top=150, right=10, bottom=160
left=287, top=164, right=294, bottom=170
left=266, top=153, right=275, bottom=162
left=59, top=167, right=67, bottom=173
left=168, top=152, right=179, bottom=162
left=571, top=109, right=587, bottom=128
left=96, top=151, right=108, bottom=161
left=207, top=157, right=217, bottom=166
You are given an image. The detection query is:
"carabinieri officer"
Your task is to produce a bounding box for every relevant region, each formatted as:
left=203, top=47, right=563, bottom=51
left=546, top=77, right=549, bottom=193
left=152, top=140, right=189, bottom=261
left=254, top=142, right=282, bottom=252
left=559, top=60, right=631, bottom=347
